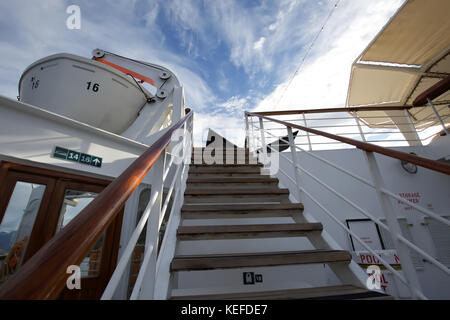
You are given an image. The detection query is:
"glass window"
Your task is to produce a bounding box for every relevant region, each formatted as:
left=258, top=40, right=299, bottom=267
left=56, top=189, right=104, bottom=278
left=0, top=181, right=46, bottom=284
left=55, top=189, right=98, bottom=231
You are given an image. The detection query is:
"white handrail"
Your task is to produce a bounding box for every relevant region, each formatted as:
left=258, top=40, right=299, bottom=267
left=255, top=124, right=450, bottom=228
left=101, top=184, right=160, bottom=299
left=294, top=165, right=450, bottom=276
left=101, top=116, right=193, bottom=300
left=129, top=162, right=183, bottom=299
left=246, top=110, right=450, bottom=300
left=251, top=106, right=448, bottom=147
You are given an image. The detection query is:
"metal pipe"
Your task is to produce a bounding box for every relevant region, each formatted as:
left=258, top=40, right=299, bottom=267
left=427, top=99, right=450, bottom=135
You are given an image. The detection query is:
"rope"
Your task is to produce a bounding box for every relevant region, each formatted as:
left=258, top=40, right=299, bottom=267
left=128, top=73, right=154, bottom=103
left=275, top=0, right=341, bottom=107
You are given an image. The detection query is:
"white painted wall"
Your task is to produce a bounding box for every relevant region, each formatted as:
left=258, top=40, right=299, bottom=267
left=0, top=95, right=149, bottom=182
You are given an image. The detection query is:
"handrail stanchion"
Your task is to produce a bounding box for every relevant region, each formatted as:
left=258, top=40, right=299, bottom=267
left=258, top=118, right=268, bottom=165
left=301, top=113, right=312, bottom=150
left=427, top=98, right=450, bottom=135
left=251, top=117, right=257, bottom=153
left=403, top=109, right=422, bottom=146
left=352, top=112, right=367, bottom=142
left=248, top=116, right=253, bottom=152
left=130, top=152, right=166, bottom=299
left=245, top=114, right=250, bottom=150
left=287, top=127, right=303, bottom=203
left=364, top=151, right=425, bottom=299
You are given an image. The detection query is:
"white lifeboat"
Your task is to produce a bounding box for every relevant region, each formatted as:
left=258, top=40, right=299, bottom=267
left=18, top=53, right=149, bottom=134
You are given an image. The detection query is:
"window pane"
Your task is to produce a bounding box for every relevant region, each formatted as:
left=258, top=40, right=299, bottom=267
left=0, top=181, right=46, bottom=284
left=56, top=189, right=103, bottom=278
left=56, top=189, right=98, bottom=231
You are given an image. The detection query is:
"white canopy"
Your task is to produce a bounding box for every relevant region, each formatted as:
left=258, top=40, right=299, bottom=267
left=346, top=0, right=450, bottom=135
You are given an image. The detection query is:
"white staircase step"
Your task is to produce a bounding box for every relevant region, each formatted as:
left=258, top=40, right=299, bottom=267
left=189, top=164, right=263, bottom=174
left=170, top=284, right=392, bottom=300
left=170, top=249, right=351, bottom=272
left=177, top=223, right=322, bottom=240
left=181, top=203, right=304, bottom=219
left=186, top=176, right=279, bottom=188
left=184, top=187, right=290, bottom=204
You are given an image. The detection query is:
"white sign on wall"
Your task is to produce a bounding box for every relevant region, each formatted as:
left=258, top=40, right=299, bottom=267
left=346, top=219, right=385, bottom=251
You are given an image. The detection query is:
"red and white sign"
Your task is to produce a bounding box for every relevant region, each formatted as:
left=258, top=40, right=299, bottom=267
left=352, top=250, right=401, bottom=294
left=397, top=192, right=420, bottom=211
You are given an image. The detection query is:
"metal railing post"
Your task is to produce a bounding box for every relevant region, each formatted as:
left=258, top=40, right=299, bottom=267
left=364, top=151, right=425, bottom=299
left=427, top=98, right=449, bottom=135
left=287, top=126, right=303, bottom=203
left=259, top=118, right=268, bottom=165
left=352, top=112, right=367, bottom=142
left=245, top=114, right=250, bottom=150
left=250, top=117, right=256, bottom=153
left=154, top=122, right=191, bottom=299
left=131, top=152, right=166, bottom=299
left=301, top=113, right=312, bottom=150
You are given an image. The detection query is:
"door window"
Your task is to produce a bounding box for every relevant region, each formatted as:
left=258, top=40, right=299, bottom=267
left=0, top=162, right=122, bottom=299
left=55, top=189, right=104, bottom=278
left=0, top=181, right=46, bottom=284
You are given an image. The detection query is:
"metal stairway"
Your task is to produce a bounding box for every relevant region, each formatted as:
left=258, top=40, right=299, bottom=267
left=166, top=148, right=391, bottom=300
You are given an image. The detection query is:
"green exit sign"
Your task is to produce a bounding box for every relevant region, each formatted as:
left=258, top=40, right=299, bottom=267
left=53, top=146, right=102, bottom=168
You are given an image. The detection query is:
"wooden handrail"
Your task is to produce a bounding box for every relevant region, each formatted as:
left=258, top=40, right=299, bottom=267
left=246, top=111, right=450, bottom=175
left=251, top=105, right=411, bottom=117
left=0, top=111, right=193, bottom=299
left=413, top=75, right=450, bottom=107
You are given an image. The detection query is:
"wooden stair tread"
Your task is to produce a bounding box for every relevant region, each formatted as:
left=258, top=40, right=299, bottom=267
left=187, top=176, right=278, bottom=183
left=185, top=188, right=289, bottom=195
left=181, top=203, right=303, bottom=212
left=181, top=203, right=304, bottom=219
left=171, top=250, right=351, bottom=271
left=189, top=166, right=263, bottom=173
left=191, top=164, right=263, bottom=167
left=170, top=285, right=392, bottom=300
left=178, top=223, right=322, bottom=234
left=177, top=223, right=322, bottom=240
left=193, top=147, right=251, bottom=152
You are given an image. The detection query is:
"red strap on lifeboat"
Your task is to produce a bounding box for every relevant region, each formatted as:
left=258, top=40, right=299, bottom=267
left=93, top=57, right=157, bottom=87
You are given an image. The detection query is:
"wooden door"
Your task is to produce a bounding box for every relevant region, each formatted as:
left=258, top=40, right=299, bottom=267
left=0, top=162, right=123, bottom=299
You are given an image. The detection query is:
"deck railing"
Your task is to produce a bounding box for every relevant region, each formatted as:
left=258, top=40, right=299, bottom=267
left=245, top=107, right=450, bottom=299
left=0, top=111, right=193, bottom=299
left=249, top=104, right=449, bottom=150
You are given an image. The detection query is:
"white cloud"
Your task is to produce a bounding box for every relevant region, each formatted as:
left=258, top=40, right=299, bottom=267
left=0, top=0, right=407, bottom=149
left=253, top=37, right=266, bottom=50
left=193, top=112, right=245, bottom=147
left=217, top=96, right=248, bottom=115
left=254, top=0, right=406, bottom=112
left=0, top=0, right=217, bottom=110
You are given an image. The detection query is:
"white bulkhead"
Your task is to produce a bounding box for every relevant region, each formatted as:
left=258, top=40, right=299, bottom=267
left=19, top=53, right=148, bottom=134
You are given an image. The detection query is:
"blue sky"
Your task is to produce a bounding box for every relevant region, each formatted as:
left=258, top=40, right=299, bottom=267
left=0, top=0, right=405, bottom=146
